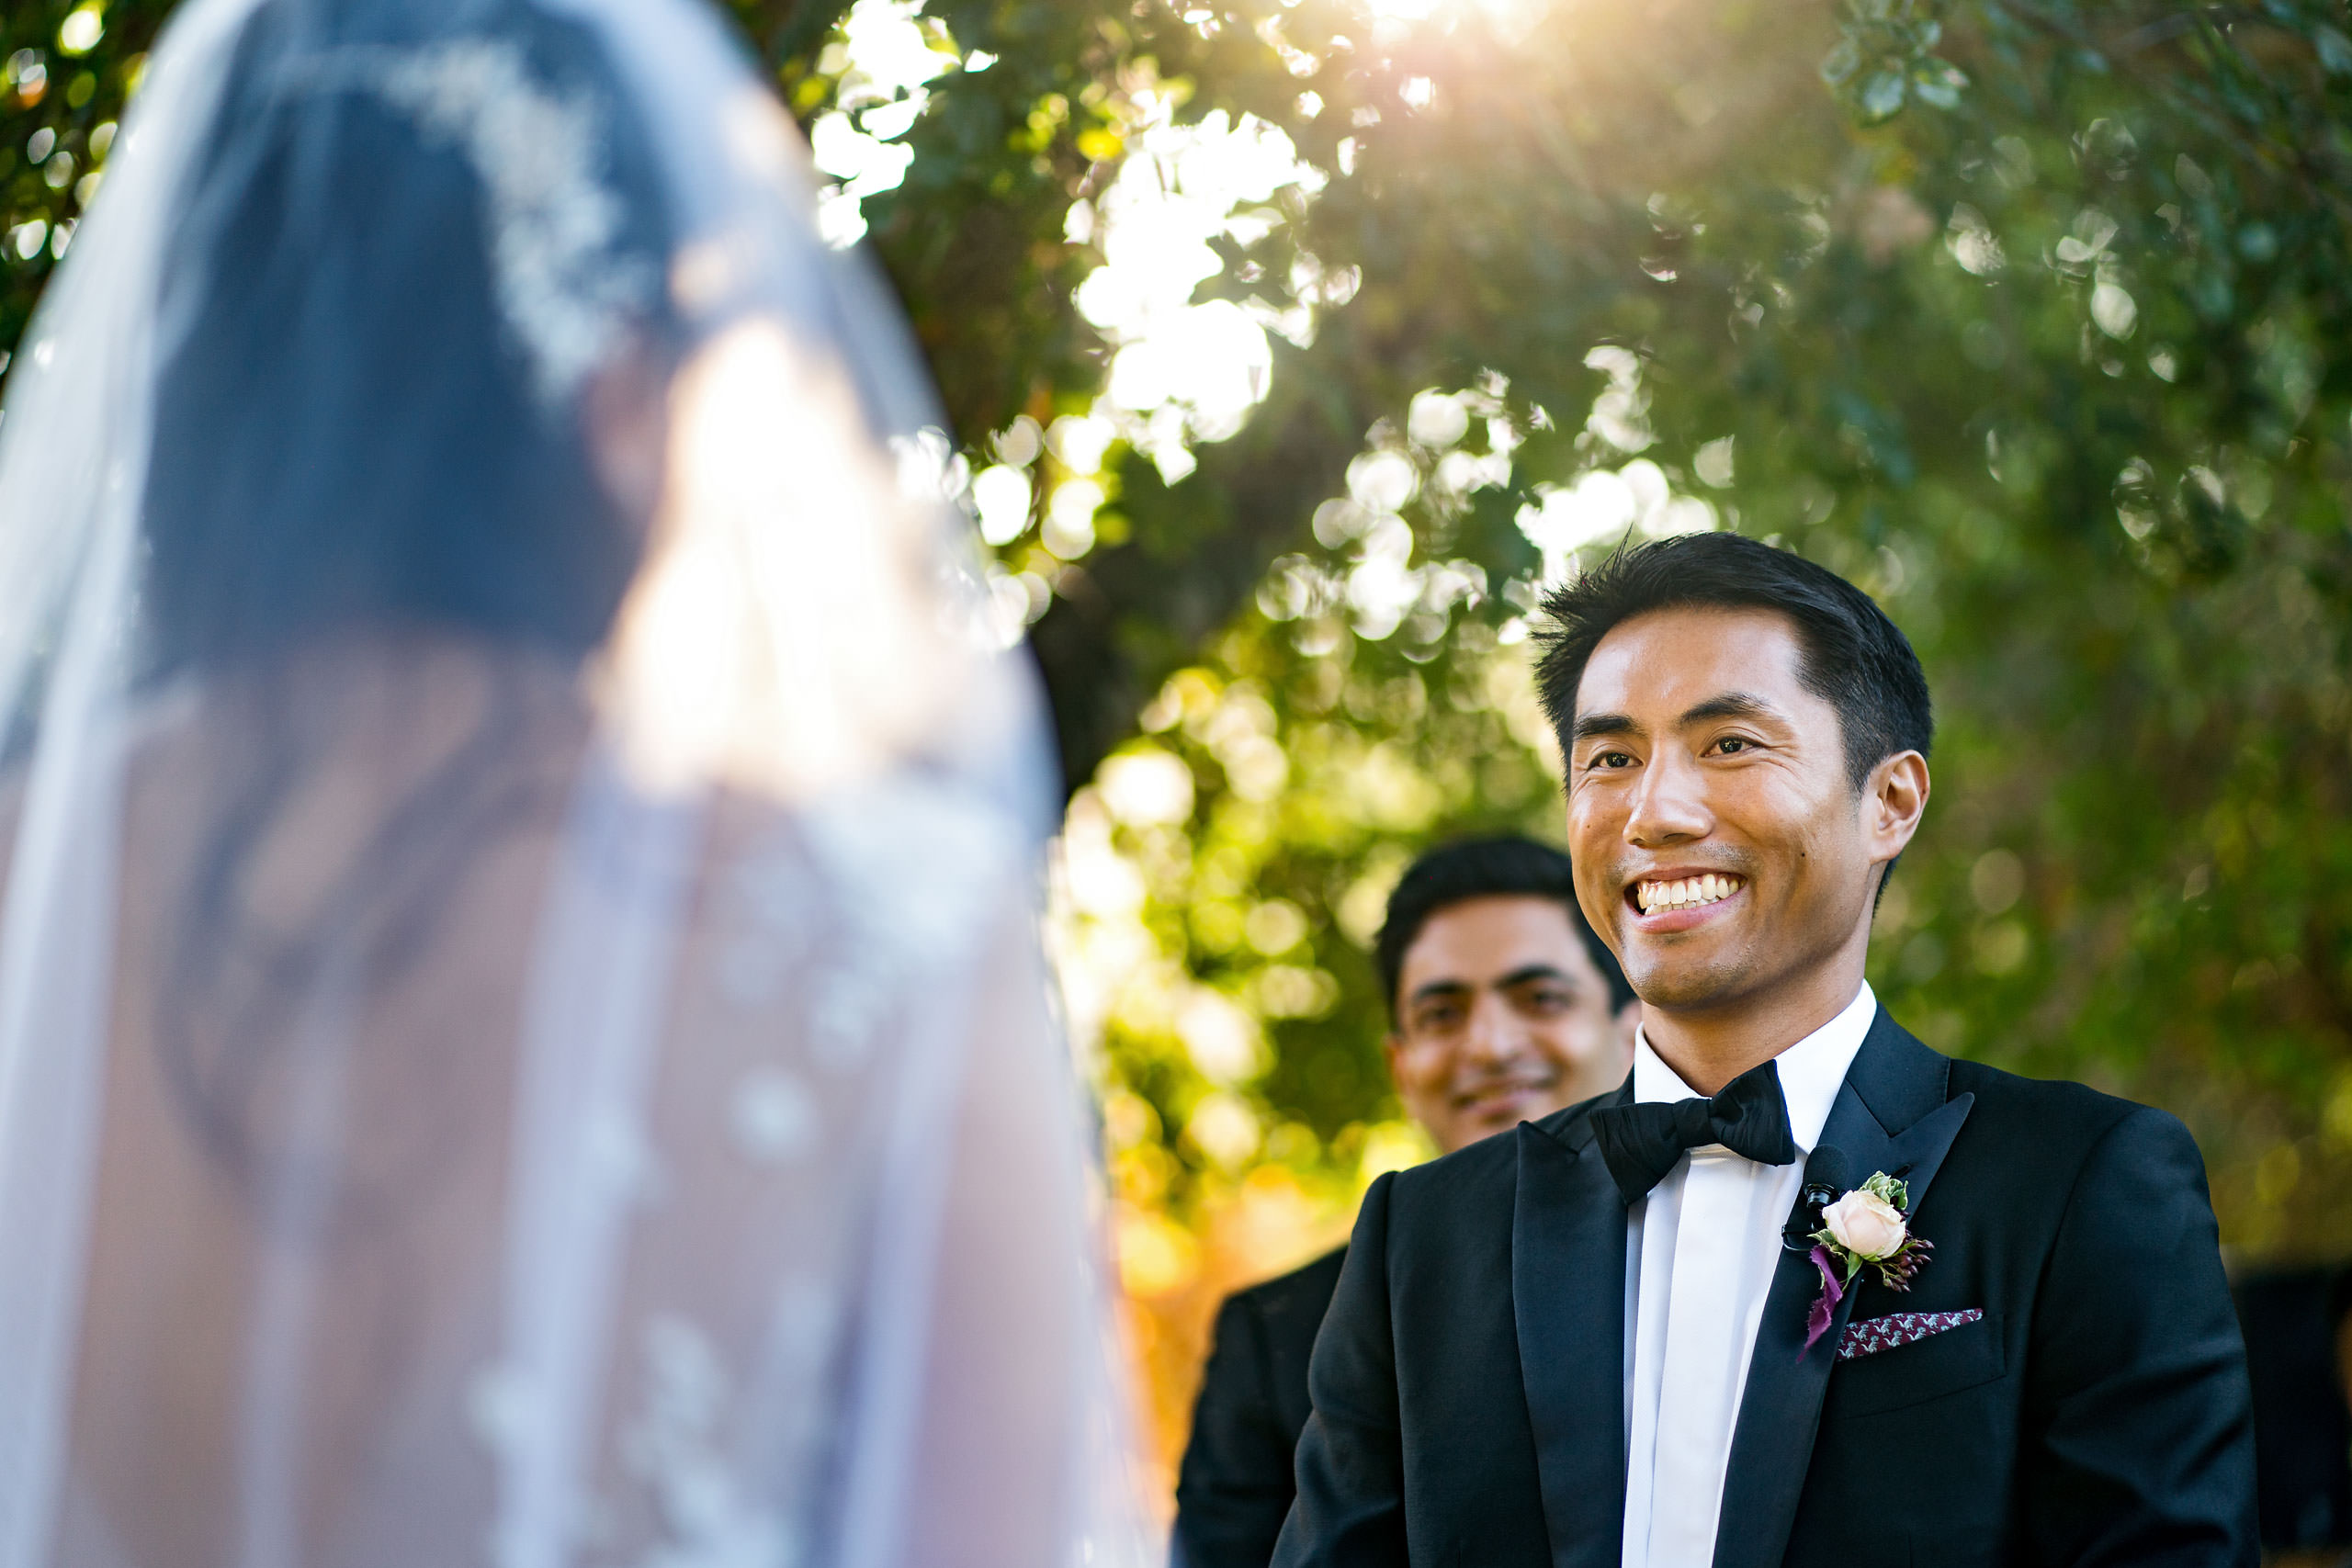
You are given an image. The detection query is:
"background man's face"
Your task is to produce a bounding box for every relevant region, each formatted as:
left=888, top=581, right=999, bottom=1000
left=1385, top=895, right=1632, bottom=1154
left=1565, top=605, right=1883, bottom=1017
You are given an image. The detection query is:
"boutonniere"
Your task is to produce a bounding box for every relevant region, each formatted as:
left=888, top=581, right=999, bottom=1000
left=1803, top=1170, right=1932, bottom=1353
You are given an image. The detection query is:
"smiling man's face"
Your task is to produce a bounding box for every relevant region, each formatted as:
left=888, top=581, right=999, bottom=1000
left=1385, top=894, right=1631, bottom=1153
left=1566, top=605, right=1914, bottom=1023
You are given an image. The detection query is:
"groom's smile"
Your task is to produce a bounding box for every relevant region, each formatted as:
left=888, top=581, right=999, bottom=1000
left=1627, top=869, right=1748, bottom=929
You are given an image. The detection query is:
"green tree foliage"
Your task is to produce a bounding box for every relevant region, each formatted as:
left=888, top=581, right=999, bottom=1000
left=5, top=0, right=2347, bottom=1286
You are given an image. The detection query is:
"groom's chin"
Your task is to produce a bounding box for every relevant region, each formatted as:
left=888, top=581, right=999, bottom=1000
left=1620, top=947, right=1752, bottom=1014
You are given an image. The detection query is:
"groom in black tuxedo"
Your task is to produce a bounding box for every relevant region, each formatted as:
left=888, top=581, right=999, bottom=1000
left=1272, top=533, right=2256, bottom=1568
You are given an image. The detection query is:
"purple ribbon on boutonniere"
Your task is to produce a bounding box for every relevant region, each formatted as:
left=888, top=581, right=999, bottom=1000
left=1804, top=1245, right=1846, bottom=1352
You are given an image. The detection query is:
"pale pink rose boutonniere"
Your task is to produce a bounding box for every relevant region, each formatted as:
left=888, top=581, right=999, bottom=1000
left=1803, top=1170, right=1932, bottom=1352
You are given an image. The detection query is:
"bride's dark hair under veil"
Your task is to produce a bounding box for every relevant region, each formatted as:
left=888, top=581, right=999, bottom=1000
left=144, top=0, right=672, bottom=669
left=0, top=0, right=1147, bottom=1560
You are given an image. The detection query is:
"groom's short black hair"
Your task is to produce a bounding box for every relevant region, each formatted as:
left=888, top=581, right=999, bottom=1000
left=1374, top=836, right=1634, bottom=1022
left=1532, top=533, right=1932, bottom=789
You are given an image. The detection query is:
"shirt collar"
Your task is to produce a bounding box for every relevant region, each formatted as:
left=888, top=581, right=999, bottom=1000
left=1630, top=980, right=1876, bottom=1153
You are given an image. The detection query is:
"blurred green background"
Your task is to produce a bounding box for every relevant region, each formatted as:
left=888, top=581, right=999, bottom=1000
left=5, top=0, right=2347, bottom=1497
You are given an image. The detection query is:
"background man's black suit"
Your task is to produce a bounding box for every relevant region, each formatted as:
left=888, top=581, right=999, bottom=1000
left=1273, top=1010, right=2258, bottom=1568
left=1174, top=1247, right=1348, bottom=1568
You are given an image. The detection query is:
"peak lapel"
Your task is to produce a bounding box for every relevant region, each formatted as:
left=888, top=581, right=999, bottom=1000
left=1709, top=1015, right=1974, bottom=1568
left=1514, top=1096, right=1631, bottom=1568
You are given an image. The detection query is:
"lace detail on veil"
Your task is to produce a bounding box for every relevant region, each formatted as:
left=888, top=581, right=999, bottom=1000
left=297, top=39, right=653, bottom=407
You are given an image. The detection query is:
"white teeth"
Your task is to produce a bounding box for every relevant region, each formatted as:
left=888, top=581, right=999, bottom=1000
left=1638, top=874, right=1743, bottom=912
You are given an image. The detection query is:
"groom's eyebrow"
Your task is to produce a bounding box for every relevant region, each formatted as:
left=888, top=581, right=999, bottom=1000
left=1677, top=691, right=1783, bottom=727
left=1570, top=711, right=1641, bottom=741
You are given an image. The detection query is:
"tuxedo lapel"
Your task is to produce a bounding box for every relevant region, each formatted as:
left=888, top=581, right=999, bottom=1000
left=1514, top=1093, right=1631, bottom=1568
left=1710, top=1015, right=1974, bottom=1568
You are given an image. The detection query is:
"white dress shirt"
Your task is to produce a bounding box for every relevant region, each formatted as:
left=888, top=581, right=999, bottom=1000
left=1618, top=982, right=1876, bottom=1568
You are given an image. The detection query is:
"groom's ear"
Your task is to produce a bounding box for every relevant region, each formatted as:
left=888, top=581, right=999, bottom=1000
left=1863, top=750, right=1931, bottom=868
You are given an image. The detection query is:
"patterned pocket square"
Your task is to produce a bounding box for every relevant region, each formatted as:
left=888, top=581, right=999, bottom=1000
left=1837, top=1308, right=1984, bottom=1360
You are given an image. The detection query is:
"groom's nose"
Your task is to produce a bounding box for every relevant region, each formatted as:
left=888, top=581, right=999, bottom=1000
left=1624, top=744, right=1713, bottom=847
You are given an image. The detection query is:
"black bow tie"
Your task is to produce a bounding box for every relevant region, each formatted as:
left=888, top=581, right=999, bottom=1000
left=1589, top=1059, right=1798, bottom=1205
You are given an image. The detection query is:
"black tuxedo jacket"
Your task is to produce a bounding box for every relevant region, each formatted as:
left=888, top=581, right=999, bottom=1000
left=1272, top=1010, right=2257, bottom=1568
left=1174, top=1246, right=1350, bottom=1568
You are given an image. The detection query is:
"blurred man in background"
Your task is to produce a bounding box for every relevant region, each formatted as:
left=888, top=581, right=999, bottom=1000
left=1172, top=836, right=1637, bottom=1568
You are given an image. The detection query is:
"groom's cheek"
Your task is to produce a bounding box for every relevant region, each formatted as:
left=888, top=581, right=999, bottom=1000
left=1566, top=821, right=1628, bottom=963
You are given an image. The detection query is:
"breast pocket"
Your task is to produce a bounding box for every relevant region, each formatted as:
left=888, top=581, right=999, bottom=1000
left=1826, top=1310, right=2006, bottom=1419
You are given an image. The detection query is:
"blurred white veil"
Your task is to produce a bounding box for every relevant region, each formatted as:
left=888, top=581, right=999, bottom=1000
left=0, top=0, right=1152, bottom=1564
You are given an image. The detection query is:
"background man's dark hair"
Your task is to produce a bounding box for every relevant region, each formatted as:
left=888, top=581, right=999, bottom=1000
left=1374, top=835, right=1634, bottom=1022
left=1533, top=533, right=1933, bottom=790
